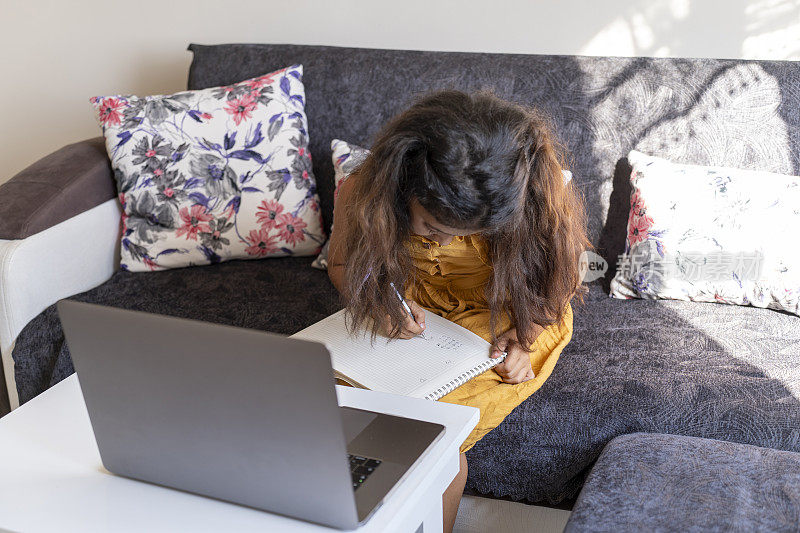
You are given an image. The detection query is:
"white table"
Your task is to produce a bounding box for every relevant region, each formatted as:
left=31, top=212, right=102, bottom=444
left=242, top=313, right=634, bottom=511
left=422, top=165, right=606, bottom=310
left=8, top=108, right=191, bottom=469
left=0, top=375, right=479, bottom=533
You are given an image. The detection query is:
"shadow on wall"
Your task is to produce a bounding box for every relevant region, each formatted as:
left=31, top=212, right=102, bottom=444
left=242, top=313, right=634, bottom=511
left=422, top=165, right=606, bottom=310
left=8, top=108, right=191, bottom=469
left=580, top=0, right=800, bottom=60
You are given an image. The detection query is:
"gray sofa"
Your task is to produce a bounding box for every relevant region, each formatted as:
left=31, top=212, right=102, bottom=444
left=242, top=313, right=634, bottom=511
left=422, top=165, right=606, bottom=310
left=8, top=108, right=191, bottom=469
left=2, top=43, right=799, bottom=512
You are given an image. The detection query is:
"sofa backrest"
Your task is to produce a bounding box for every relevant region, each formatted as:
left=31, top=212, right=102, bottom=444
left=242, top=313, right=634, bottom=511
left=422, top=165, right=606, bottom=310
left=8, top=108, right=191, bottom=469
left=187, top=43, right=800, bottom=267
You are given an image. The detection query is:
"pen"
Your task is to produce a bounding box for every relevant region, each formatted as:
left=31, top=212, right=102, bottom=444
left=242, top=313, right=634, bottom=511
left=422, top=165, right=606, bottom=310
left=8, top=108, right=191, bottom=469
left=389, top=282, right=426, bottom=339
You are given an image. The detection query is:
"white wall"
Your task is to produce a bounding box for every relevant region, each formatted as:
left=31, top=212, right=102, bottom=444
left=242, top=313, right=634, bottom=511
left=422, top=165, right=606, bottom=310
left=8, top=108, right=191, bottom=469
left=1, top=0, right=798, bottom=184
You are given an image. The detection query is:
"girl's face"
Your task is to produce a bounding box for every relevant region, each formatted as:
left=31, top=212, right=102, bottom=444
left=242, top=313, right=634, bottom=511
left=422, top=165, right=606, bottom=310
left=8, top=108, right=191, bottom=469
left=408, top=197, right=479, bottom=246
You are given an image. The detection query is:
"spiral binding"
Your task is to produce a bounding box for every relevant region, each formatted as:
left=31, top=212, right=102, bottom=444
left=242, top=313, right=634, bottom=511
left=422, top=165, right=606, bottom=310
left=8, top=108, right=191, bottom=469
left=424, top=354, right=506, bottom=401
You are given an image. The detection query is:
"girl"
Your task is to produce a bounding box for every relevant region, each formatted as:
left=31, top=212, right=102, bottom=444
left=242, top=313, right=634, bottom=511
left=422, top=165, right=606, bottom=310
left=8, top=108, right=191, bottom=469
left=327, top=87, right=591, bottom=533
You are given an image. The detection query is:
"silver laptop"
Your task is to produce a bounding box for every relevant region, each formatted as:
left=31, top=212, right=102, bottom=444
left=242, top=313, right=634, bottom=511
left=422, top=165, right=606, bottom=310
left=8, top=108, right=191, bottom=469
left=56, top=299, right=445, bottom=529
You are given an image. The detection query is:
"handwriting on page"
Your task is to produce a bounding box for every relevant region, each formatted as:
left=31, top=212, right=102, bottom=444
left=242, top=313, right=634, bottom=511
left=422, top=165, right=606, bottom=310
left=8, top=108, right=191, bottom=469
left=431, top=335, right=463, bottom=350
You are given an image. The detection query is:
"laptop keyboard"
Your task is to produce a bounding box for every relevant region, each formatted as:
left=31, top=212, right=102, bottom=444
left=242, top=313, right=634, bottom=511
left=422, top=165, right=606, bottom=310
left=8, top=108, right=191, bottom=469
left=348, top=454, right=382, bottom=491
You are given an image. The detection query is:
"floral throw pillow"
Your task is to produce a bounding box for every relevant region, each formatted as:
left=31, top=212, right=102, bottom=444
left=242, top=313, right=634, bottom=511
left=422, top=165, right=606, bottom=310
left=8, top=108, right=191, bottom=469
left=310, top=138, right=574, bottom=270
left=609, top=150, right=800, bottom=316
left=311, top=139, right=370, bottom=270
left=90, top=64, right=324, bottom=272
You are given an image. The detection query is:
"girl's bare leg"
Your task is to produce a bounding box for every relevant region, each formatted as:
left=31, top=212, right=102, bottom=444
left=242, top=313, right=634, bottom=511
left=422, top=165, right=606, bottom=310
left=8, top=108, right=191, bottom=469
left=442, top=452, right=468, bottom=533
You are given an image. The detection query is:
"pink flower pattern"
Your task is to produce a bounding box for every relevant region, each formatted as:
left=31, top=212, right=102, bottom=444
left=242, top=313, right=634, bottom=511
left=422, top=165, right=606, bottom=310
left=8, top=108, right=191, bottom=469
left=628, top=213, right=654, bottom=246
left=224, top=93, right=258, bottom=126
left=175, top=204, right=213, bottom=240
left=244, top=228, right=279, bottom=256
left=97, top=97, right=125, bottom=126
left=256, top=199, right=284, bottom=230
left=276, top=212, right=307, bottom=247
left=627, top=190, right=654, bottom=246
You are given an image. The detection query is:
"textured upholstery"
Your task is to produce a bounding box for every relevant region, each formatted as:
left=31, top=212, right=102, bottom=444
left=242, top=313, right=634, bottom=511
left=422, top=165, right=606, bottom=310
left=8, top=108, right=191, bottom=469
left=11, top=43, right=800, bottom=504
left=465, top=285, right=800, bottom=502
left=564, top=432, right=800, bottom=532
left=0, top=137, right=115, bottom=240
left=13, top=256, right=342, bottom=405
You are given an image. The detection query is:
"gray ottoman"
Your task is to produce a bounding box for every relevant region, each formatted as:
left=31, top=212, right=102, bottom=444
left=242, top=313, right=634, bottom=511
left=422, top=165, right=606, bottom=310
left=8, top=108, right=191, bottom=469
left=564, top=432, right=800, bottom=532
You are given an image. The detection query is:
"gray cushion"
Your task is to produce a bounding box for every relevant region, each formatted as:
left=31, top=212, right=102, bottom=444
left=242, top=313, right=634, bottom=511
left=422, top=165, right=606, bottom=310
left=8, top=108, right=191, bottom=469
left=564, top=432, right=800, bottom=532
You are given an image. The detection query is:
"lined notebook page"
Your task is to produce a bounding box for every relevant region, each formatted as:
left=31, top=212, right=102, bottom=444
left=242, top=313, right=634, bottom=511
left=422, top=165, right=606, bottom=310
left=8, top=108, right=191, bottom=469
left=291, top=308, right=500, bottom=399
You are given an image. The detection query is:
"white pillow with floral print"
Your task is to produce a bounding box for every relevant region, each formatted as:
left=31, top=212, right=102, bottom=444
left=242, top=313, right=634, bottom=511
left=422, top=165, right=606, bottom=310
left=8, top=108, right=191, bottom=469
left=311, top=138, right=370, bottom=270
left=90, top=64, right=324, bottom=272
left=610, top=150, right=800, bottom=316
left=310, top=138, right=574, bottom=270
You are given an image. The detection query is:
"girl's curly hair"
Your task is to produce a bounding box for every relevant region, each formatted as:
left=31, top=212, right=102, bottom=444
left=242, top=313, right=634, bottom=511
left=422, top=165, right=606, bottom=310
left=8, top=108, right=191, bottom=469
left=337, top=87, right=592, bottom=347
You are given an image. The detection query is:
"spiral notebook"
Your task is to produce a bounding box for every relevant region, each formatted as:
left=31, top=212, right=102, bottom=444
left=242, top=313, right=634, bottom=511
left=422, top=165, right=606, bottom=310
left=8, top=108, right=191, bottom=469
left=290, top=308, right=506, bottom=401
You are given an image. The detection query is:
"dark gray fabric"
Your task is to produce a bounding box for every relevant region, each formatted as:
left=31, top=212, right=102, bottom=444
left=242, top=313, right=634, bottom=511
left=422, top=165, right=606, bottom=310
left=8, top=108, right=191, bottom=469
left=10, top=44, right=800, bottom=504
left=464, top=284, right=800, bottom=503
left=13, top=256, right=342, bottom=405
left=0, top=137, right=115, bottom=239
left=564, top=432, right=800, bottom=532
left=0, top=357, right=8, bottom=417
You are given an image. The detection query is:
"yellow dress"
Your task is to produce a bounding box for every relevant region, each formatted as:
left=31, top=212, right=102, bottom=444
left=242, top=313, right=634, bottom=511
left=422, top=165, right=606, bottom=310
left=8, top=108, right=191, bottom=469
left=404, top=233, right=574, bottom=454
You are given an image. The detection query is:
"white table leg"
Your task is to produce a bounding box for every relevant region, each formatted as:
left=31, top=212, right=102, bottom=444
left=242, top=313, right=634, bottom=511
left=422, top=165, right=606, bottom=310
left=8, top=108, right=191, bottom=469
left=419, top=499, right=443, bottom=533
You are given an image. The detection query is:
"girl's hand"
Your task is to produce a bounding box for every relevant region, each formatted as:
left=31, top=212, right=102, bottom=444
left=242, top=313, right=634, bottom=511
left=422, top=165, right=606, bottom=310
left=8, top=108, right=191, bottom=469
left=490, top=328, right=535, bottom=384
left=378, top=300, right=426, bottom=339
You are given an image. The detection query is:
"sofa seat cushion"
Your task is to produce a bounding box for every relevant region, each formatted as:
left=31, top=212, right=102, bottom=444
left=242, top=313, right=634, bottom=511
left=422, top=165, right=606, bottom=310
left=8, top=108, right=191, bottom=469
left=463, top=283, right=800, bottom=504
left=12, top=279, right=800, bottom=505
left=563, top=432, right=800, bottom=532
left=12, top=257, right=342, bottom=405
